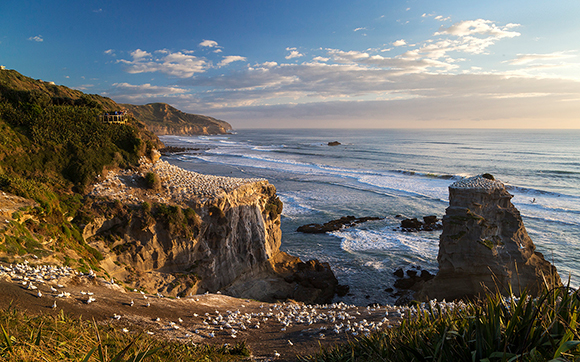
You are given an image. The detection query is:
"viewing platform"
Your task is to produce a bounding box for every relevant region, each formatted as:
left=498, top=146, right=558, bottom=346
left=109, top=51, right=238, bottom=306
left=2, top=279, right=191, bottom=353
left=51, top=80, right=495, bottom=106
left=99, top=111, right=128, bottom=124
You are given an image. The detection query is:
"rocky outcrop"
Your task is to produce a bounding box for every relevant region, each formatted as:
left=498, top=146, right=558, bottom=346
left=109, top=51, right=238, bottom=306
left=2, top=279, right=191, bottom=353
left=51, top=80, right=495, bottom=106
left=417, top=174, right=561, bottom=301
left=297, top=216, right=382, bottom=233
left=84, top=180, right=338, bottom=304
left=400, top=215, right=442, bottom=232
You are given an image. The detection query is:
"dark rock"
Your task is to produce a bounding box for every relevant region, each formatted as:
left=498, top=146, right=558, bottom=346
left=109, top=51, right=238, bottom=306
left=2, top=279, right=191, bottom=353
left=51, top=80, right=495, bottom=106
left=385, top=287, right=394, bottom=293
left=423, top=215, right=438, bottom=225
left=393, top=268, right=405, bottom=278
left=401, top=216, right=442, bottom=232
left=406, top=270, right=417, bottom=278
left=336, top=284, right=350, bottom=297
left=297, top=215, right=382, bottom=233
left=328, top=141, right=341, bottom=146
left=401, top=218, right=422, bottom=229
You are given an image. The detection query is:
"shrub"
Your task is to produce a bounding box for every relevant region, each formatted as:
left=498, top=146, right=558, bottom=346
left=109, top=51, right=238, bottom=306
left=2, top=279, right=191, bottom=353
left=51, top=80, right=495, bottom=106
left=144, top=172, right=161, bottom=190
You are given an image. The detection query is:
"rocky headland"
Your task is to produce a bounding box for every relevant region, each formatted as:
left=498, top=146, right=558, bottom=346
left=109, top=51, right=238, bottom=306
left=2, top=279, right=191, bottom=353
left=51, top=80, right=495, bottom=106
left=83, top=156, right=339, bottom=304
left=417, top=174, right=561, bottom=301
left=121, top=103, right=232, bottom=135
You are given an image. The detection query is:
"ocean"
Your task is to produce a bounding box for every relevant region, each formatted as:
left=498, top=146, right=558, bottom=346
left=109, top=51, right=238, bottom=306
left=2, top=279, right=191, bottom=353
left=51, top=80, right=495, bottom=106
left=159, top=129, right=580, bottom=305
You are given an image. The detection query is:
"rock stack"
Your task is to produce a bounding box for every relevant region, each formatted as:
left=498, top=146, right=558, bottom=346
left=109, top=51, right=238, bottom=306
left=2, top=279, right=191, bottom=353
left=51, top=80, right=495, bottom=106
left=417, top=174, right=561, bottom=301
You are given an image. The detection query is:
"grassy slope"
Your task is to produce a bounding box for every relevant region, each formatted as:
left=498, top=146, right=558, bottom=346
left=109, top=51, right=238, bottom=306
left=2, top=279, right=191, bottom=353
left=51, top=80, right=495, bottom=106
left=0, top=69, right=162, bottom=270
left=121, top=103, right=232, bottom=135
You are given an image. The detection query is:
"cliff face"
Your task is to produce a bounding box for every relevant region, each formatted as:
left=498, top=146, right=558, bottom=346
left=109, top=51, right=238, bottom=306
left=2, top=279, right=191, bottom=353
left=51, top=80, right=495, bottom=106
left=84, top=177, right=337, bottom=304
left=121, top=103, right=232, bottom=135
left=418, top=175, right=560, bottom=301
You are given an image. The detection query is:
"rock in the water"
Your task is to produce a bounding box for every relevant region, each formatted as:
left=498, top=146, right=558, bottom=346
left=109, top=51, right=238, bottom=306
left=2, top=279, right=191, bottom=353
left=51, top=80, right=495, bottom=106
left=297, top=216, right=382, bottom=233
left=417, top=174, right=561, bottom=301
left=400, top=216, right=442, bottom=232
left=328, top=141, right=341, bottom=146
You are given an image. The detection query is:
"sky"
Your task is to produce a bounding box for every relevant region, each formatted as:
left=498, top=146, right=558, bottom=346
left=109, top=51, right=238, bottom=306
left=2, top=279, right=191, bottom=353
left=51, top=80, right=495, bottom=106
left=1, top=0, right=579, bottom=129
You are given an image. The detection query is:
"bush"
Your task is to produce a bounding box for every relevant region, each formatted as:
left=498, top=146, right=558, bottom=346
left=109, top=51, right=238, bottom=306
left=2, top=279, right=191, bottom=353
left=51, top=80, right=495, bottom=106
left=144, top=172, right=161, bottom=190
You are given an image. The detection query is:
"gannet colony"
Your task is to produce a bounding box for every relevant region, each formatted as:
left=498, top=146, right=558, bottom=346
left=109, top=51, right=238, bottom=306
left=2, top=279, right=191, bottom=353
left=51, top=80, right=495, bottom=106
left=89, top=157, right=266, bottom=204
left=0, top=261, right=474, bottom=344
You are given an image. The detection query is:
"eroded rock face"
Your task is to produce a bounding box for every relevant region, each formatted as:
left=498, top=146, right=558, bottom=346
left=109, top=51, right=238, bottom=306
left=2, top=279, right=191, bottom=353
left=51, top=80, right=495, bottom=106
left=85, top=181, right=338, bottom=304
left=417, top=175, right=561, bottom=301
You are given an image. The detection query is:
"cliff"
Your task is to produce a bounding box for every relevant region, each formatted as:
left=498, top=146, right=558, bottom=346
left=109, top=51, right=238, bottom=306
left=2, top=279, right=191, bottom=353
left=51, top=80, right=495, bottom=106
left=121, top=103, right=232, bottom=135
left=81, top=160, right=338, bottom=304
left=417, top=174, right=561, bottom=301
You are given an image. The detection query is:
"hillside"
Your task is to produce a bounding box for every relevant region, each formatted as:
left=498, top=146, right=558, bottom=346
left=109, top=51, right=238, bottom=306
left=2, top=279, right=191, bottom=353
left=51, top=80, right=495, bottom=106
left=121, top=103, right=232, bottom=135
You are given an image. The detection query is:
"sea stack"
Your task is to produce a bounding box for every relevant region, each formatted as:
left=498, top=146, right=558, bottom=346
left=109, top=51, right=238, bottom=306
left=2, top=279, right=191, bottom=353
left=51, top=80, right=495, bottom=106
left=417, top=174, right=561, bottom=301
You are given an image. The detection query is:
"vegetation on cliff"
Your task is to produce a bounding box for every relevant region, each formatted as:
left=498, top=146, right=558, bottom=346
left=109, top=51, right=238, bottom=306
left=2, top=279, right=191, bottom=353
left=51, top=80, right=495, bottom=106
left=0, top=69, right=160, bottom=271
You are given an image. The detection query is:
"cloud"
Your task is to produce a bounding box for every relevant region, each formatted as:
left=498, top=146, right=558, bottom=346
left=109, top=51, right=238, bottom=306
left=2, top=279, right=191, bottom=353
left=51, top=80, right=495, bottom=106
left=106, top=17, right=580, bottom=129
left=213, top=49, right=223, bottom=53
left=436, top=19, right=520, bottom=39
left=104, top=49, right=115, bottom=56
left=434, top=15, right=451, bottom=22
left=118, top=49, right=208, bottom=77
left=28, top=35, right=43, bottom=42
left=354, top=27, right=367, bottom=32
left=508, top=51, right=576, bottom=65
left=199, top=39, right=218, bottom=48
left=218, top=55, right=247, bottom=67
left=285, top=47, right=304, bottom=59
left=104, top=83, right=188, bottom=102
left=130, top=49, right=151, bottom=59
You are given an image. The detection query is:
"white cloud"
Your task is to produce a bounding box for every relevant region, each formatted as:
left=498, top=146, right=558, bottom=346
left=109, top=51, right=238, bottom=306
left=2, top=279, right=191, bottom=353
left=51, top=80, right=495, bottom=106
left=313, top=56, right=330, bottom=62
left=213, top=49, right=223, bottom=53
left=119, top=49, right=208, bottom=77
left=285, top=47, right=304, bottom=59
left=218, top=55, right=247, bottom=67
left=199, top=39, right=219, bottom=48
left=508, top=51, right=576, bottom=65
left=130, top=49, right=151, bottom=59
left=104, top=49, right=115, bottom=55
left=393, top=39, right=407, bottom=47
left=436, top=19, right=520, bottom=39
left=434, top=15, right=451, bottom=22
left=354, top=27, right=367, bottom=32
left=28, top=35, right=43, bottom=42
left=104, top=83, right=187, bottom=102
left=262, top=61, right=278, bottom=68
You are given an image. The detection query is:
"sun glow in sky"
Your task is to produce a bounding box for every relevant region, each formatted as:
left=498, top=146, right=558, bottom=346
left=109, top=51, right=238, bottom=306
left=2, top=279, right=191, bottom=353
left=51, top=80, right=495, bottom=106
left=1, top=0, right=579, bottom=128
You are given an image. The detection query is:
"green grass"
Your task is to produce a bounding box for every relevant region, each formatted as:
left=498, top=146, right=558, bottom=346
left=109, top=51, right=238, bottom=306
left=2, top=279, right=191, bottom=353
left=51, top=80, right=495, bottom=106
left=0, top=306, right=251, bottom=361
left=302, top=286, right=580, bottom=362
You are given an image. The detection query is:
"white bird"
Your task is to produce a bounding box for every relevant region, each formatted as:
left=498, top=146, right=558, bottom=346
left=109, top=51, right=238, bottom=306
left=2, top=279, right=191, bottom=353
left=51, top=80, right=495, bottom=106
left=274, top=351, right=280, bottom=357
left=178, top=317, right=183, bottom=323
left=50, top=286, right=57, bottom=292
left=86, top=296, right=96, bottom=304
left=145, top=302, right=150, bottom=307
left=52, top=301, right=57, bottom=309
left=130, top=300, right=134, bottom=307
left=288, top=340, right=294, bottom=346
left=36, top=290, right=42, bottom=298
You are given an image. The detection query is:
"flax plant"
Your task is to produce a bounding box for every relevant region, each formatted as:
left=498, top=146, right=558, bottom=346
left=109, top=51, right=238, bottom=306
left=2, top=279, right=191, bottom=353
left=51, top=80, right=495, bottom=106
left=303, top=285, right=580, bottom=362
